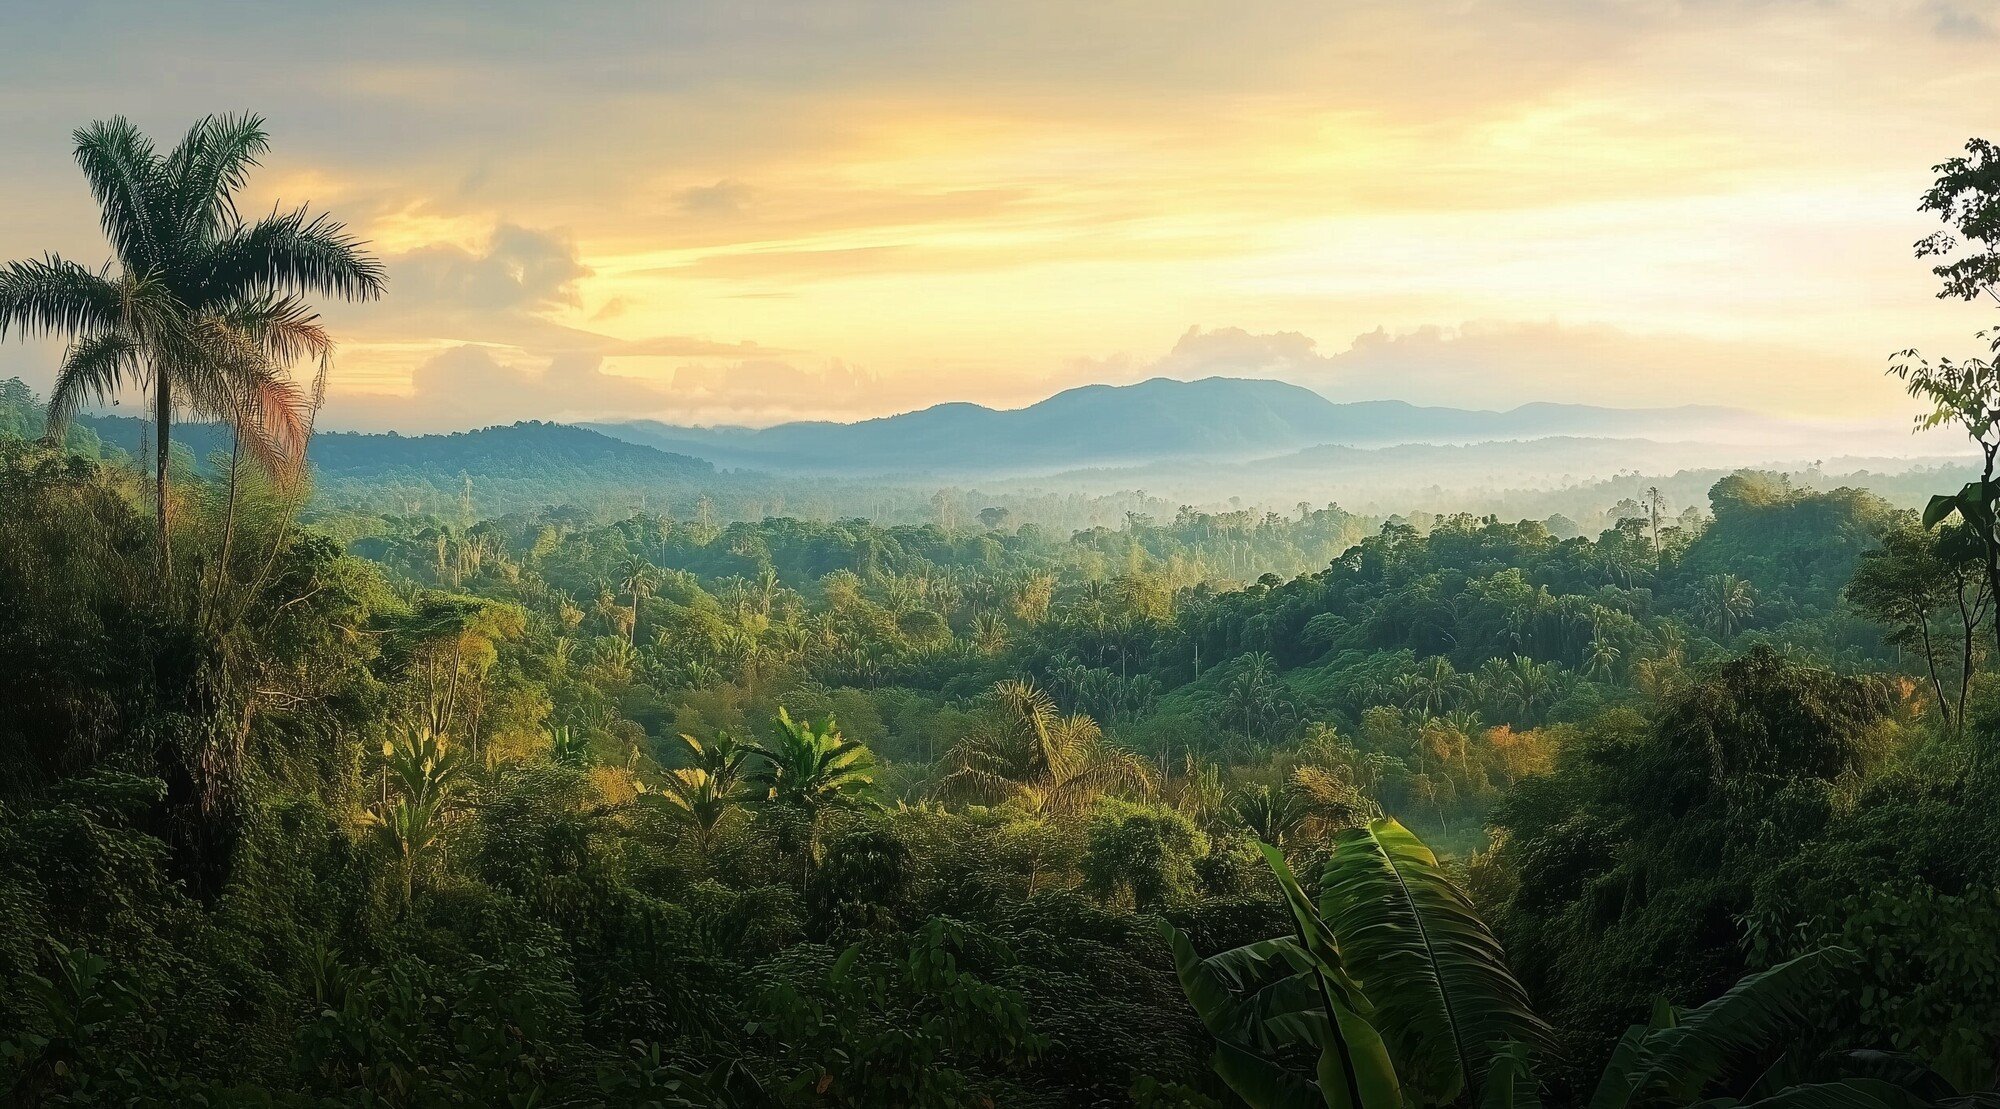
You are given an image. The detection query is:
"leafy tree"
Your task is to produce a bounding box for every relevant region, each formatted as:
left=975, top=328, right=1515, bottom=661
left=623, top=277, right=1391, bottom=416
left=366, top=724, right=468, bottom=903
left=0, top=114, right=382, bottom=568
left=1896, top=138, right=2000, bottom=654
left=935, top=679, right=1150, bottom=815
left=1846, top=521, right=1988, bottom=732
left=749, top=708, right=877, bottom=866
left=656, top=729, right=753, bottom=851
left=1082, top=801, right=1208, bottom=910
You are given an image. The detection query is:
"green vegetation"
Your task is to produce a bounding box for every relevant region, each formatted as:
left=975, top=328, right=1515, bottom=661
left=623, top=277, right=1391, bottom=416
left=1, top=121, right=1998, bottom=1109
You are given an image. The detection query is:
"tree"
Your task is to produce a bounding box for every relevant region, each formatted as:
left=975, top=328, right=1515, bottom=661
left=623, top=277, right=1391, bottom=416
left=616, top=555, right=658, bottom=648
left=656, top=730, right=752, bottom=851
left=366, top=724, right=467, bottom=904
left=1582, top=637, right=1622, bottom=681
left=1393, top=657, right=1463, bottom=719
left=1488, top=654, right=1562, bottom=725
left=1645, top=486, right=1667, bottom=562
left=1228, top=784, right=1311, bottom=850
left=1846, top=522, right=1987, bottom=732
left=1895, top=138, right=2000, bottom=654
left=1698, top=573, right=1756, bottom=639
left=0, top=115, right=383, bottom=570
left=934, top=679, right=1150, bottom=815
left=546, top=724, right=590, bottom=768
left=1081, top=802, right=1207, bottom=910
left=748, top=708, right=876, bottom=866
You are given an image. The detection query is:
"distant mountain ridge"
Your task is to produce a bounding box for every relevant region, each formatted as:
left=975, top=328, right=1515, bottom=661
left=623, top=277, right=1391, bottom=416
left=591, top=376, right=1775, bottom=477
left=75, top=415, right=713, bottom=479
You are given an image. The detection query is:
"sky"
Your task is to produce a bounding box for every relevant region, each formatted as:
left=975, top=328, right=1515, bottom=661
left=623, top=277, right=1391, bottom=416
left=0, top=0, right=1996, bottom=433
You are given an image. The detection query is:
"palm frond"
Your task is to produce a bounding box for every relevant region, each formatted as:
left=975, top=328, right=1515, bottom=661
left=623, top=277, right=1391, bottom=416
left=1482, top=1042, right=1544, bottom=1109
left=0, top=255, right=123, bottom=340
left=218, top=293, right=333, bottom=367
left=71, top=117, right=168, bottom=273
left=159, top=313, right=313, bottom=480
left=44, top=332, right=140, bottom=434
left=164, top=113, right=269, bottom=239
left=1734, top=1080, right=1929, bottom=1109
left=230, top=365, right=313, bottom=481
left=198, top=205, right=385, bottom=306
left=1167, top=850, right=1405, bottom=1109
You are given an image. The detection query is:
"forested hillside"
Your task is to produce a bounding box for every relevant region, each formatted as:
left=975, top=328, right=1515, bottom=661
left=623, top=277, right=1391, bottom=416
left=6, top=409, right=1998, bottom=1104
left=3, top=114, right=2000, bottom=1109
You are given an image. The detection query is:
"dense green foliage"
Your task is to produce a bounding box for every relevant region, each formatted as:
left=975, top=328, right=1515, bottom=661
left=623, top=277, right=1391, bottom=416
left=4, top=127, right=2000, bottom=1109
left=4, top=415, right=1998, bottom=1105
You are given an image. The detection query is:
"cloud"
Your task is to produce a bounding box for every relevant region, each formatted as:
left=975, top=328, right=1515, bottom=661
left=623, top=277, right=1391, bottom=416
left=388, top=223, right=591, bottom=314
left=321, top=345, right=903, bottom=433
left=1927, top=0, right=1996, bottom=39
left=1307, top=321, right=1886, bottom=414
left=322, top=346, right=663, bottom=431
left=669, top=359, right=886, bottom=422
left=1067, top=321, right=1899, bottom=418
left=677, top=179, right=752, bottom=217
left=1152, top=326, right=1336, bottom=380
left=321, top=221, right=784, bottom=383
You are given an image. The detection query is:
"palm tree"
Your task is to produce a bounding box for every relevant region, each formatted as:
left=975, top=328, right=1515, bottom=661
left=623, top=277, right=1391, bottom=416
left=970, top=610, right=1010, bottom=654
left=366, top=725, right=467, bottom=904
left=1487, top=654, right=1560, bottom=724
left=934, top=679, right=1151, bottom=815
left=1644, top=485, right=1667, bottom=562
left=616, top=556, right=658, bottom=647
left=656, top=730, right=752, bottom=851
left=1700, top=573, right=1757, bottom=638
left=1582, top=637, right=1622, bottom=681
left=0, top=115, right=384, bottom=570
left=1394, top=657, right=1462, bottom=718
left=747, top=708, right=876, bottom=866
left=1229, top=784, right=1311, bottom=849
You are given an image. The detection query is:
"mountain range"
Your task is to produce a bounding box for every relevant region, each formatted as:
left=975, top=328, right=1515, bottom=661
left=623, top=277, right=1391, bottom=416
left=590, top=376, right=1782, bottom=477
left=74, top=415, right=712, bottom=482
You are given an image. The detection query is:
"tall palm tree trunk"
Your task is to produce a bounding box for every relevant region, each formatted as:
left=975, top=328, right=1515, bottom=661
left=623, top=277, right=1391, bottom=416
left=155, top=374, right=172, bottom=572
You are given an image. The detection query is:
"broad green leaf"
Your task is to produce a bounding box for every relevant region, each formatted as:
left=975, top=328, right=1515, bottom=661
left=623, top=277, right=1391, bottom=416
left=1258, top=841, right=1369, bottom=1012
left=1318, top=817, right=1553, bottom=1106
left=1590, top=948, right=1854, bottom=1109
left=1214, top=1040, right=1335, bottom=1109
left=1735, top=1079, right=1929, bottom=1109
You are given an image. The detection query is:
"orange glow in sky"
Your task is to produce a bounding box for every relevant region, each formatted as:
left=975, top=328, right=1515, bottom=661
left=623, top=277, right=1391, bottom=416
left=0, top=1, right=1996, bottom=430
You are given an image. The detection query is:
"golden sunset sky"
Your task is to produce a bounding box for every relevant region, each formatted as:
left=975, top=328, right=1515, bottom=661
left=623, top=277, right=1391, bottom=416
left=0, top=1, right=1996, bottom=431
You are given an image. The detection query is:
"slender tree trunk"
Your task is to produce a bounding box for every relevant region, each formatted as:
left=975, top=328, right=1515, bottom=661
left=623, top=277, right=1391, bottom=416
left=1953, top=570, right=1981, bottom=737
left=1984, top=445, right=2000, bottom=664
left=1915, top=607, right=1951, bottom=731
left=206, top=427, right=243, bottom=623
left=155, top=375, right=172, bottom=573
